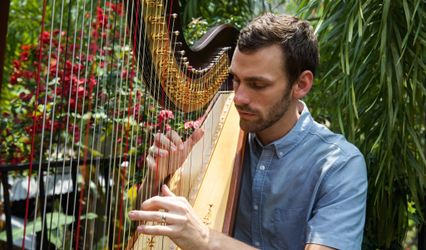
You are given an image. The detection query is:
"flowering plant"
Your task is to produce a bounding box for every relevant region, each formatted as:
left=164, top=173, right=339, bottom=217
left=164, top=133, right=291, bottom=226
left=0, top=2, right=207, bottom=248
left=0, top=2, right=198, bottom=167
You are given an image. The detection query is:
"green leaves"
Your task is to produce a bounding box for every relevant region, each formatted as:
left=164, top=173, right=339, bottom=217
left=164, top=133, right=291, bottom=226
left=0, top=212, right=97, bottom=248
left=298, top=0, right=426, bottom=248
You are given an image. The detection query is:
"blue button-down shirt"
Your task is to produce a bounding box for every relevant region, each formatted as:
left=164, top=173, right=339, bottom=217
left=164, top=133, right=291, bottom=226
left=233, top=102, right=367, bottom=250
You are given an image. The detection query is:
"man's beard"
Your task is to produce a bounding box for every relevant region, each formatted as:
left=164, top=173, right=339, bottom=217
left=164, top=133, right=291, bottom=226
left=236, top=89, right=292, bottom=133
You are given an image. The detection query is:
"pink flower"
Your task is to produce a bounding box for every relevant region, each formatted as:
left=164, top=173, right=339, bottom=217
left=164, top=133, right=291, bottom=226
left=184, top=120, right=201, bottom=130
left=157, top=109, right=174, bottom=124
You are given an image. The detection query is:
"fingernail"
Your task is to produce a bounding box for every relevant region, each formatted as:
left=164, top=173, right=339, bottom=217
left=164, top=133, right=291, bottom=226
left=179, top=144, right=184, bottom=150
left=128, top=211, right=135, bottom=218
left=137, top=225, right=145, bottom=232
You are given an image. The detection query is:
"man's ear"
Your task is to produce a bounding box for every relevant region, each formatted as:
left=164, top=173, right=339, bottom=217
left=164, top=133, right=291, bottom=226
left=292, top=70, right=313, bottom=99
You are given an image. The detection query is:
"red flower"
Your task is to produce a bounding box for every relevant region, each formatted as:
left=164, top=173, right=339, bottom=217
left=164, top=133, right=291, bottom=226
left=21, top=44, right=31, bottom=51
left=88, top=76, right=97, bottom=93
left=68, top=124, right=80, bottom=143
left=115, top=3, right=124, bottom=16
left=106, top=2, right=123, bottom=16
left=20, top=51, right=29, bottom=61
left=13, top=60, right=21, bottom=69
left=97, top=7, right=108, bottom=28
left=69, top=98, right=76, bottom=108
left=121, top=70, right=128, bottom=78
left=22, top=70, right=33, bottom=79
left=10, top=75, right=18, bottom=85
left=75, top=86, right=85, bottom=97
left=41, top=31, right=50, bottom=44
left=19, top=92, right=33, bottom=102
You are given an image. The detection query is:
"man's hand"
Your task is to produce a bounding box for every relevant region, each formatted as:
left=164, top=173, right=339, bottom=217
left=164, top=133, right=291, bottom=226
left=137, top=129, right=204, bottom=205
left=146, top=129, right=204, bottom=182
left=129, top=185, right=210, bottom=249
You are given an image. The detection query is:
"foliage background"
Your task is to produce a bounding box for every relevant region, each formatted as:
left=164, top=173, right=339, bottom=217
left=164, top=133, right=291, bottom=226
left=297, top=1, right=426, bottom=248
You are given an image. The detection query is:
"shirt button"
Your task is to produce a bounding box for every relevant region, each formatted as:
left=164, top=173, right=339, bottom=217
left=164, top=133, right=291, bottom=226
left=279, top=152, right=284, bottom=157
left=254, top=241, right=260, bottom=247
left=259, top=165, right=265, bottom=170
left=253, top=204, right=258, bottom=210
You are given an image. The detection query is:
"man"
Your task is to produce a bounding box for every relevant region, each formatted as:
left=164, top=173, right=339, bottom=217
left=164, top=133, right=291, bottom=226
left=128, top=13, right=367, bottom=249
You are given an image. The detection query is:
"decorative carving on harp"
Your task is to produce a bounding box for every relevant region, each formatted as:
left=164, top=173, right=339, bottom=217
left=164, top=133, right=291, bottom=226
left=0, top=0, right=244, bottom=249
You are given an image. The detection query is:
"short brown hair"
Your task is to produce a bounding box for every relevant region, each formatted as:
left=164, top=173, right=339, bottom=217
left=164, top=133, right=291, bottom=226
left=237, top=13, right=319, bottom=85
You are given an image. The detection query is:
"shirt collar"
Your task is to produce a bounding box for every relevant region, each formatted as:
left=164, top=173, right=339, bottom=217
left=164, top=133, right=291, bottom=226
left=249, top=101, right=313, bottom=159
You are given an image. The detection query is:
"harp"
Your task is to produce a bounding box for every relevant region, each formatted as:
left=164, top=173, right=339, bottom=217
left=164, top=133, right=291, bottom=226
left=0, top=0, right=245, bottom=249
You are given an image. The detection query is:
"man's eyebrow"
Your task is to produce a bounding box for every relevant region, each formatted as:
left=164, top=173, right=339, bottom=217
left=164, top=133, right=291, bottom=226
left=228, top=70, right=272, bottom=83
left=244, top=76, right=273, bottom=83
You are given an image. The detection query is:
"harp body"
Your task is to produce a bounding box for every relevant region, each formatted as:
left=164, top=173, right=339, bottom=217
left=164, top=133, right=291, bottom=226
left=128, top=93, right=245, bottom=250
left=0, top=0, right=242, bottom=249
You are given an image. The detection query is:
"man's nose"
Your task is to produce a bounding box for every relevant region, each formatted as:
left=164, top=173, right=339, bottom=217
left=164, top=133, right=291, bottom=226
left=233, top=84, right=250, bottom=105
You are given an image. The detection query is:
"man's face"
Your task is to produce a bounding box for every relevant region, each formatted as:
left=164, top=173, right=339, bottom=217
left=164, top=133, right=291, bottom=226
left=230, top=45, right=293, bottom=134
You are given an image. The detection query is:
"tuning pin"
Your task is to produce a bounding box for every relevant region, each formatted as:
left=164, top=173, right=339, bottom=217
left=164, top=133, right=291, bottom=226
left=172, top=13, right=178, bottom=19
left=173, top=31, right=180, bottom=36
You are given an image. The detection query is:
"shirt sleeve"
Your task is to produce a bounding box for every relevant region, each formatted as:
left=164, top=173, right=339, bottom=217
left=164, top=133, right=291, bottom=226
left=306, top=153, right=368, bottom=250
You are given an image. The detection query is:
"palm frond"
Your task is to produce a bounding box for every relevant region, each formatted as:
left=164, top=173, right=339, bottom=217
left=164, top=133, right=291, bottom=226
left=298, top=0, right=426, bottom=248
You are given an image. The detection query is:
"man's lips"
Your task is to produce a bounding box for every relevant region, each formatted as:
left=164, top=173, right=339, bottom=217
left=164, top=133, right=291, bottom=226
left=237, top=109, right=256, bottom=118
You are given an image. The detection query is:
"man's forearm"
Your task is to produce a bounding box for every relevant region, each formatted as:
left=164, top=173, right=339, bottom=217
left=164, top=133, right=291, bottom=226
left=205, top=229, right=257, bottom=250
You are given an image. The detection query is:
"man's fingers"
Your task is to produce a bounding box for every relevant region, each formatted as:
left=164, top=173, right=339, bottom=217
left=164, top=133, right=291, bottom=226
left=148, top=146, right=169, bottom=157
left=136, top=224, right=177, bottom=237
left=128, top=210, right=184, bottom=225
left=161, top=185, right=176, bottom=197
left=183, top=129, right=204, bottom=152
left=154, top=133, right=177, bottom=150
left=141, top=195, right=184, bottom=212
left=146, top=155, right=157, bottom=170
left=154, top=129, right=203, bottom=153
left=191, top=128, right=204, bottom=144
left=166, top=130, right=184, bottom=150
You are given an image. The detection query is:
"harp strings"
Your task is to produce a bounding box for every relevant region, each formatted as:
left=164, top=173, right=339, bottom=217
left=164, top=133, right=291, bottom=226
left=20, top=0, right=217, bottom=249
left=23, top=0, right=49, bottom=247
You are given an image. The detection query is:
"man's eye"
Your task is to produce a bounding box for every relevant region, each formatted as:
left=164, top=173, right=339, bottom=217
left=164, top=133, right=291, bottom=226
left=251, top=83, right=265, bottom=89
